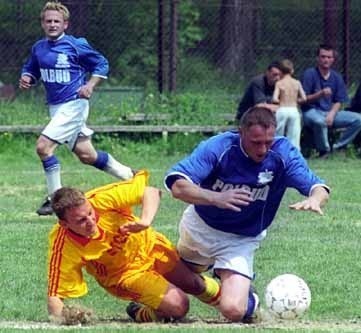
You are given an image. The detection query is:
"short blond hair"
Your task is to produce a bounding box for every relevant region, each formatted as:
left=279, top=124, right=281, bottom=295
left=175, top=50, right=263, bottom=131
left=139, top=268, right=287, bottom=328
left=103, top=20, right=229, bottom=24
left=279, top=59, right=294, bottom=75
left=40, top=1, right=70, bottom=21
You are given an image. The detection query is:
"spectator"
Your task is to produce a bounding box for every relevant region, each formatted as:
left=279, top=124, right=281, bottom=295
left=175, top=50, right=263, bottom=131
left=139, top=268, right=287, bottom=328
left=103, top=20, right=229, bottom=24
left=301, top=44, right=361, bottom=158
left=236, top=61, right=281, bottom=121
left=272, top=59, right=307, bottom=149
left=19, top=1, right=134, bottom=216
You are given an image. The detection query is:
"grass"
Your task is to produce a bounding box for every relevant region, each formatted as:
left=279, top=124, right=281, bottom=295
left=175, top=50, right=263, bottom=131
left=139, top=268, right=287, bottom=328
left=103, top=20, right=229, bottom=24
left=1, top=134, right=361, bottom=332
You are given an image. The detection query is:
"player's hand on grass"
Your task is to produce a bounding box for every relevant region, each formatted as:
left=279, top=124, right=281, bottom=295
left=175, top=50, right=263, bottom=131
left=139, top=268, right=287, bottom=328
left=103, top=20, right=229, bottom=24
left=49, top=304, right=95, bottom=326
left=289, top=197, right=324, bottom=215
left=215, top=188, right=254, bottom=212
left=55, top=305, right=95, bottom=326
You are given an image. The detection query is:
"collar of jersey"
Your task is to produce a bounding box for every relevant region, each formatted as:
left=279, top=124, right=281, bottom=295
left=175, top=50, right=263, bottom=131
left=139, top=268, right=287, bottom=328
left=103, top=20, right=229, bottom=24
left=47, top=33, right=65, bottom=42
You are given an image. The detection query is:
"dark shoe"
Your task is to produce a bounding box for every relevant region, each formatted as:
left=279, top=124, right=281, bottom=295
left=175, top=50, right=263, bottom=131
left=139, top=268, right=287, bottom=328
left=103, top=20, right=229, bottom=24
left=318, top=151, right=330, bottom=159
left=36, top=197, right=53, bottom=216
left=126, top=302, right=141, bottom=321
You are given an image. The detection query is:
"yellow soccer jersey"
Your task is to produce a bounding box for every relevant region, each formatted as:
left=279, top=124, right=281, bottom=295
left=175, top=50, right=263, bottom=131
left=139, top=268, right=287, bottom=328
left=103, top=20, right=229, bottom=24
left=48, top=170, right=160, bottom=299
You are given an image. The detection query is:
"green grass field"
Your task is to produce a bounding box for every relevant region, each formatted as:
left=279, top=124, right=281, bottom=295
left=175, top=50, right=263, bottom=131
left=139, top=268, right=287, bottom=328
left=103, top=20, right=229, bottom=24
left=1, top=133, right=361, bottom=332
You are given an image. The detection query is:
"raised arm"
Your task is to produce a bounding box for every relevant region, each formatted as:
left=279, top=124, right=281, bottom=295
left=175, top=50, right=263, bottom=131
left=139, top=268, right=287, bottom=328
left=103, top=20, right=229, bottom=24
left=119, top=186, right=162, bottom=234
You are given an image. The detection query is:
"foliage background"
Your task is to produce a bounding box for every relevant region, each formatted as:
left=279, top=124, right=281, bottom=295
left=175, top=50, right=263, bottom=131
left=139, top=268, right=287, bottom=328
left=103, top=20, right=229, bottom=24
left=1, top=0, right=361, bottom=91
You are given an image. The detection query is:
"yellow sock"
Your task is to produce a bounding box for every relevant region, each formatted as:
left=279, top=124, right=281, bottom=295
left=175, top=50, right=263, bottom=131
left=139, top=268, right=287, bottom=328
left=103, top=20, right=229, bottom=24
left=135, top=306, right=159, bottom=322
left=195, top=275, right=221, bottom=306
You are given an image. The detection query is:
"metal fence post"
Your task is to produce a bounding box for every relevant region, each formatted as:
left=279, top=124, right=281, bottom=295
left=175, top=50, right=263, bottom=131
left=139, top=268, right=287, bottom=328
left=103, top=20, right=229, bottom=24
left=168, top=0, right=178, bottom=92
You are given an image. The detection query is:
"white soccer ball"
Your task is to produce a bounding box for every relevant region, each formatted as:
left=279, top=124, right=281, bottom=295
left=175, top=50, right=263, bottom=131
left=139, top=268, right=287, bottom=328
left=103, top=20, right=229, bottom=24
left=265, top=273, right=311, bottom=320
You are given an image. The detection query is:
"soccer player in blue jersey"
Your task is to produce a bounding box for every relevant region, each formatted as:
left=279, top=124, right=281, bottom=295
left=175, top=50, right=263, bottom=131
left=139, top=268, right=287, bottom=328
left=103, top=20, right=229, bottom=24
left=19, top=2, right=133, bottom=216
left=164, top=106, right=330, bottom=323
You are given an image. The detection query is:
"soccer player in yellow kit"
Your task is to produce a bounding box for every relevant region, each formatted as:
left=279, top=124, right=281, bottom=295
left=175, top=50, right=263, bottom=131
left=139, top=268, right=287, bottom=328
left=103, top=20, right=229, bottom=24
left=47, top=170, right=220, bottom=324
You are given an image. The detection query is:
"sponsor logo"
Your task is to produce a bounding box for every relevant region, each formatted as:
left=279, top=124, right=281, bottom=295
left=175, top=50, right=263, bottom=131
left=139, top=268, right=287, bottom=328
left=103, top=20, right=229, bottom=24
left=40, top=68, right=70, bottom=83
left=212, top=178, right=270, bottom=201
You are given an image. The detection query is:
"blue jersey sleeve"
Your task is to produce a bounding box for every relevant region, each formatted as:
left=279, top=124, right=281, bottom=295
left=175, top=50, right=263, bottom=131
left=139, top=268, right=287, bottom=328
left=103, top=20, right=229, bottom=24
left=76, top=38, right=109, bottom=78
left=165, top=135, right=227, bottom=190
left=280, top=141, right=328, bottom=195
left=21, top=44, right=42, bottom=83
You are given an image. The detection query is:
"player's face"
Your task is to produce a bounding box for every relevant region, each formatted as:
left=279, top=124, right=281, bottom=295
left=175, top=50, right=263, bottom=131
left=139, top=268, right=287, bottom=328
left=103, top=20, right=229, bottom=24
left=60, top=200, right=98, bottom=238
left=266, top=67, right=281, bottom=86
left=41, top=10, right=68, bottom=40
left=317, top=49, right=335, bottom=70
left=240, top=124, right=275, bottom=163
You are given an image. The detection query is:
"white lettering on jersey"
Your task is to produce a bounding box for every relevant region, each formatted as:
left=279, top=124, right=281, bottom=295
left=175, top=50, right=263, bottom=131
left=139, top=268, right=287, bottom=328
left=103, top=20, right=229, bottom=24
left=40, top=68, right=71, bottom=83
left=211, top=180, right=269, bottom=201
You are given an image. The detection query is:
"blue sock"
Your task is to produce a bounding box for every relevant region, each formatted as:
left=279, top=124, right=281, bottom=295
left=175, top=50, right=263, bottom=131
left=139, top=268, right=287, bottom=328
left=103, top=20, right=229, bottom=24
left=92, top=150, right=109, bottom=170
left=244, top=290, right=256, bottom=318
left=42, top=155, right=60, bottom=172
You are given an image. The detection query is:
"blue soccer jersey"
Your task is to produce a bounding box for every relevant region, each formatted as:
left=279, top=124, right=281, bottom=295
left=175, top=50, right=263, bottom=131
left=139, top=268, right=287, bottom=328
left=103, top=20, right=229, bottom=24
left=21, top=34, right=109, bottom=105
left=164, top=131, right=328, bottom=237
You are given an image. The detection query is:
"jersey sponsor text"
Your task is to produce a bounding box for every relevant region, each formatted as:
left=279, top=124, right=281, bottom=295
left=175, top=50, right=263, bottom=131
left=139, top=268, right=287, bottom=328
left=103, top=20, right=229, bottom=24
left=212, top=178, right=270, bottom=201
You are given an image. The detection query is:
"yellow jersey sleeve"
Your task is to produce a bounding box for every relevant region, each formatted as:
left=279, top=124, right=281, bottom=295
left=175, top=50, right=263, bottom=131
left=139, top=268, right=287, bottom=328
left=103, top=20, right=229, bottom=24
left=47, top=225, right=88, bottom=298
left=86, top=170, right=149, bottom=213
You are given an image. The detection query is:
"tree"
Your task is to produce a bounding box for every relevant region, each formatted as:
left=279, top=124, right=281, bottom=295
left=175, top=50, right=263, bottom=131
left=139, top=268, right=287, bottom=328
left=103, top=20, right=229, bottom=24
left=216, top=0, right=259, bottom=79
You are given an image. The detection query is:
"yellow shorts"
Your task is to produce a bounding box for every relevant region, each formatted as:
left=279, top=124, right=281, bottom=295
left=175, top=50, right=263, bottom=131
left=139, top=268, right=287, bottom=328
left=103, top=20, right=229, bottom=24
left=106, top=232, right=180, bottom=309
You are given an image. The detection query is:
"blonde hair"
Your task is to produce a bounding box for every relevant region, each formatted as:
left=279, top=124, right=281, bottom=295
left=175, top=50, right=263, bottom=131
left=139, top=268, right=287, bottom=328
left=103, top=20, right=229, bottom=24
left=279, top=59, right=294, bottom=75
left=40, top=1, right=70, bottom=21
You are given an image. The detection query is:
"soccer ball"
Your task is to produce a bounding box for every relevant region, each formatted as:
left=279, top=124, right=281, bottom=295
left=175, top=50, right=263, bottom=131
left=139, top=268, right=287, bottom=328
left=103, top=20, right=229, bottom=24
left=265, top=273, right=311, bottom=320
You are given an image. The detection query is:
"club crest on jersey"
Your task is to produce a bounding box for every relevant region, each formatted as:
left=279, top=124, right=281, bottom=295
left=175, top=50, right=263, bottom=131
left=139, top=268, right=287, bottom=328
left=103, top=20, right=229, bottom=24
left=55, top=54, right=70, bottom=68
left=257, top=170, right=273, bottom=185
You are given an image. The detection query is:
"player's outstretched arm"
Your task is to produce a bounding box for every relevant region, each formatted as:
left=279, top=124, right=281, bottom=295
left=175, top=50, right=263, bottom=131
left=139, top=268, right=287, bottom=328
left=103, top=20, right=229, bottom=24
left=289, top=186, right=329, bottom=215
left=171, top=178, right=253, bottom=211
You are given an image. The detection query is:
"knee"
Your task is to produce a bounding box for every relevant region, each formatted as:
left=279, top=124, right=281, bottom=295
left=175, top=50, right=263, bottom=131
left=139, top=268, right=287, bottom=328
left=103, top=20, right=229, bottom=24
left=36, top=139, right=51, bottom=159
left=166, top=295, right=189, bottom=319
left=219, top=300, right=247, bottom=322
left=77, top=152, right=96, bottom=165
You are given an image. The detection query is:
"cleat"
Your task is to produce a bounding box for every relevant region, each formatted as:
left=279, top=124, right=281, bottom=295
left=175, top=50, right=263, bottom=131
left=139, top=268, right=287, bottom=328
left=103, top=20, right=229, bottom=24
left=36, top=197, right=53, bottom=216
left=126, top=302, right=142, bottom=321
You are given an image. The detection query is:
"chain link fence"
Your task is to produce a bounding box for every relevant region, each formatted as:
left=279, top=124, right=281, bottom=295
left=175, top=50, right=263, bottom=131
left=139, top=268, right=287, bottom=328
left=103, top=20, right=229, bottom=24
left=1, top=0, right=361, bottom=115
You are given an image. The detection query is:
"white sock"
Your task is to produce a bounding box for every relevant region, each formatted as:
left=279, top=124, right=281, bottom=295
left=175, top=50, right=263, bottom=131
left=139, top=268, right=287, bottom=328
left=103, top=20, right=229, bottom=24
left=104, top=154, right=133, bottom=180
left=45, top=167, right=62, bottom=196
